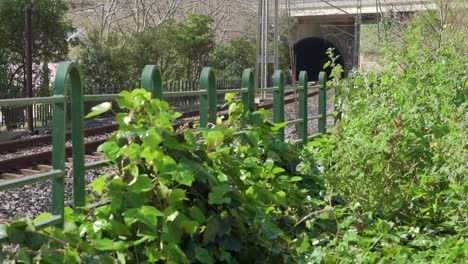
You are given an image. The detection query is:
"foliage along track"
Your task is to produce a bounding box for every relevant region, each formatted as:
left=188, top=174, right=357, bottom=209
left=0, top=90, right=318, bottom=178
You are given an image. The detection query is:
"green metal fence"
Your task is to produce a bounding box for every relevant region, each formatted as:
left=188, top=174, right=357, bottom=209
left=0, top=62, right=330, bottom=240
left=0, top=78, right=242, bottom=132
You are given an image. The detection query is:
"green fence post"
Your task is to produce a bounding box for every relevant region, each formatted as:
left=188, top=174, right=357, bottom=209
left=141, top=65, right=162, bottom=100
left=298, top=71, right=308, bottom=144
left=318, top=71, right=327, bottom=134
left=241, top=69, right=255, bottom=126
left=70, top=64, right=86, bottom=210
left=199, top=67, right=216, bottom=127
left=51, top=64, right=66, bottom=222
left=53, top=62, right=86, bottom=219
left=273, top=70, right=285, bottom=140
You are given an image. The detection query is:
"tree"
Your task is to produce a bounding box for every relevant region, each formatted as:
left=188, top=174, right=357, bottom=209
left=175, top=14, right=215, bottom=81
left=0, top=0, right=74, bottom=93
left=126, top=20, right=180, bottom=80
left=78, top=35, right=133, bottom=93
left=78, top=14, right=216, bottom=90
left=67, top=0, right=185, bottom=40
left=66, top=0, right=257, bottom=44
left=0, top=0, right=74, bottom=129
left=208, top=36, right=256, bottom=79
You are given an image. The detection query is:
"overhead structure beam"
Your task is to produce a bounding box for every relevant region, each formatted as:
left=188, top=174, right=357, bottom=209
left=319, top=0, right=351, bottom=15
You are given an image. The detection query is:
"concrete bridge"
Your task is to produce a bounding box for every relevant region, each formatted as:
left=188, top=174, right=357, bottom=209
left=288, top=0, right=435, bottom=79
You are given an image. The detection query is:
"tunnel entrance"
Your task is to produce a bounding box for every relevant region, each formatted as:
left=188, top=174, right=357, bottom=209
left=294, top=37, right=344, bottom=81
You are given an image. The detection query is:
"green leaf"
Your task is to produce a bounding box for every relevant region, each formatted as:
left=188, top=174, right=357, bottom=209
left=124, top=206, right=163, bottom=227
left=89, top=173, right=108, bottom=195
left=225, top=93, right=236, bottom=102
left=289, top=176, right=302, bottom=182
left=202, top=218, right=220, bottom=245
left=271, top=122, right=286, bottom=131
left=208, top=184, right=231, bottom=205
left=143, top=129, right=163, bottom=147
left=190, top=207, right=206, bottom=224
left=64, top=248, right=82, bottom=263
left=98, top=141, right=120, bottom=160
left=165, top=243, right=189, bottom=264
left=195, top=247, right=214, bottom=264
left=85, top=102, right=112, bottom=118
left=159, top=156, right=178, bottom=173
left=275, top=191, right=286, bottom=204
left=272, top=167, right=285, bottom=175
left=174, top=166, right=194, bottom=186
left=108, top=219, right=132, bottom=237
left=123, top=209, right=140, bottom=226
left=94, top=238, right=128, bottom=251
left=184, top=130, right=197, bottom=147
left=116, top=252, right=126, bottom=264
left=181, top=220, right=199, bottom=236
left=166, top=211, right=179, bottom=222
left=32, top=213, right=52, bottom=224
left=168, top=189, right=187, bottom=204
left=228, top=102, right=238, bottom=115
left=143, top=206, right=165, bottom=221
left=204, top=130, right=225, bottom=148
left=14, top=248, right=31, bottom=264
left=128, top=175, right=154, bottom=192
left=116, top=90, right=133, bottom=109
left=243, top=157, right=258, bottom=168
left=93, top=219, right=109, bottom=233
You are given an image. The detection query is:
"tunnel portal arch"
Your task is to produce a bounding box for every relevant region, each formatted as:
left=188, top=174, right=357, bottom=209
left=294, top=37, right=345, bottom=81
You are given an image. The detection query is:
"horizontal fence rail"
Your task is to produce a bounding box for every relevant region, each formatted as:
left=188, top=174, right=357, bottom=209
left=0, top=77, right=242, bottom=132
left=0, top=62, right=331, bottom=242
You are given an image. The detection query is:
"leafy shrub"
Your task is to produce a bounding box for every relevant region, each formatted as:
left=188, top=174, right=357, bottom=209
left=301, top=10, right=467, bottom=263
left=314, top=15, right=467, bottom=220
left=1, top=89, right=325, bottom=263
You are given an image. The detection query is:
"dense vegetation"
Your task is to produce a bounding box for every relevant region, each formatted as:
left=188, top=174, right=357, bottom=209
left=0, top=0, right=73, bottom=98
left=1, top=4, right=467, bottom=264
left=299, top=11, right=467, bottom=262
left=1, top=89, right=326, bottom=263
left=0, top=0, right=73, bottom=128
left=0, top=0, right=289, bottom=129
left=78, top=14, right=219, bottom=91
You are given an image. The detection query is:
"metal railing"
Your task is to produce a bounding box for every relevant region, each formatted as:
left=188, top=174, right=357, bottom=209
left=0, top=78, right=241, bottom=132
left=0, top=62, right=331, bottom=241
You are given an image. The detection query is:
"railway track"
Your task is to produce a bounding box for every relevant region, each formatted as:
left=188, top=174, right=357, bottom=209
left=0, top=90, right=318, bottom=179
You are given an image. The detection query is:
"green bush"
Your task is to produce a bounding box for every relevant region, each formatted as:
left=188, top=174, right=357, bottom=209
left=1, top=90, right=326, bottom=263
left=317, top=20, right=467, bottom=221
left=298, top=10, right=467, bottom=263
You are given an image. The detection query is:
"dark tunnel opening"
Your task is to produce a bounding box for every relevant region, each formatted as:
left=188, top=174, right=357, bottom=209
left=294, top=37, right=345, bottom=81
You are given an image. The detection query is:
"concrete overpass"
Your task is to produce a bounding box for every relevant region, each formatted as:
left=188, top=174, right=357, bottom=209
left=288, top=0, right=435, bottom=80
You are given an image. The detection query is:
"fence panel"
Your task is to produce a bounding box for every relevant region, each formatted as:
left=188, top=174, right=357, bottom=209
left=1, top=62, right=331, bottom=242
